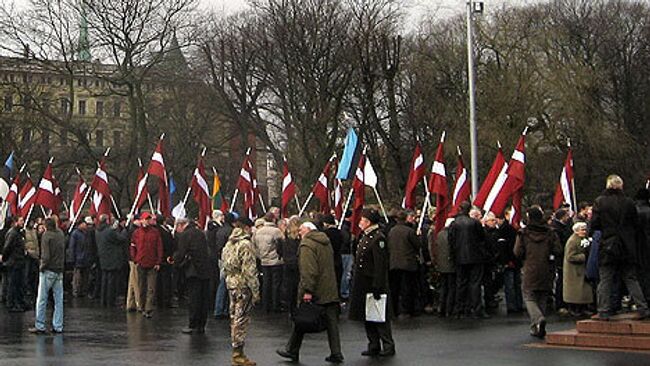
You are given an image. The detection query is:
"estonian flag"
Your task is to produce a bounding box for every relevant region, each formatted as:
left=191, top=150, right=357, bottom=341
left=336, top=128, right=361, bottom=180
left=169, top=175, right=176, bottom=206
left=4, top=151, right=14, bottom=179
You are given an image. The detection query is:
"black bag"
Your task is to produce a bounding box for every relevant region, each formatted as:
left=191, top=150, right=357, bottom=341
left=292, top=302, right=327, bottom=334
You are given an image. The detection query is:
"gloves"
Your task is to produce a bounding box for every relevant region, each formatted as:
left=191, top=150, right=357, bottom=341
left=372, top=289, right=382, bottom=300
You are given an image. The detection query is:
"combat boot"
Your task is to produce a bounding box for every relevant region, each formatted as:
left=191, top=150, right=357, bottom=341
left=232, top=347, right=256, bottom=366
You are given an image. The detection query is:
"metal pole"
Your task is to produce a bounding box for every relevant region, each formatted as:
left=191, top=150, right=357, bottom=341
left=467, top=0, right=479, bottom=198
left=338, top=189, right=354, bottom=230
left=298, top=191, right=314, bottom=217
left=373, top=186, right=389, bottom=223
left=417, top=192, right=430, bottom=236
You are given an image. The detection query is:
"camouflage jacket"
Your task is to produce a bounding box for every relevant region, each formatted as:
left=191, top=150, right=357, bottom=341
left=222, top=228, right=260, bottom=297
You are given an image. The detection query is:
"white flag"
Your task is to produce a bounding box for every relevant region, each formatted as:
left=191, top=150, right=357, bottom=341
left=364, top=157, right=378, bottom=188
left=172, top=201, right=186, bottom=219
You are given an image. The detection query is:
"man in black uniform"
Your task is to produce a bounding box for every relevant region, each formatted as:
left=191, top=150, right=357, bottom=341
left=348, top=209, right=395, bottom=357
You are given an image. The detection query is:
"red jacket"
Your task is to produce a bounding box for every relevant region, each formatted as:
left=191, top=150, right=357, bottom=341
left=130, top=226, right=163, bottom=269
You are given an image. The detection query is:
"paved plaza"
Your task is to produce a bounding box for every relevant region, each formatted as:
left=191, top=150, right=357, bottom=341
left=1, top=300, right=648, bottom=365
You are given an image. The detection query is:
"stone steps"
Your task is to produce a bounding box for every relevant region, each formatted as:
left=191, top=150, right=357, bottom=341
left=546, top=319, right=650, bottom=351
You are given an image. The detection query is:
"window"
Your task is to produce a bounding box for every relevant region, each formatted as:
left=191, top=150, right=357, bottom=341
left=113, top=101, right=121, bottom=117
left=4, top=95, right=12, bottom=112
left=96, top=101, right=104, bottom=117
left=22, top=128, right=31, bottom=142
left=79, top=100, right=86, bottom=115
left=60, top=98, right=70, bottom=115
left=95, top=130, right=104, bottom=147
left=113, top=130, right=121, bottom=144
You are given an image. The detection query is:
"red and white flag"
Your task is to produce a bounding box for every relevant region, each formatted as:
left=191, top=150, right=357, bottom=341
left=553, top=143, right=575, bottom=212
left=69, top=172, right=88, bottom=223
left=147, top=138, right=170, bottom=217
left=18, top=176, right=37, bottom=218
left=134, top=159, right=150, bottom=213
left=34, top=161, right=59, bottom=214
left=311, top=156, right=334, bottom=215
left=281, top=158, right=297, bottom=218
left=6, top=174, right=19, bottom=216
left=503, top=132, right=527, bottom=229
left=236, top=150, right=256, bottom=220
left=428, top=132, right=448, bottom=236
left=350, top=149, right=366, bottom=237
left=403, top=142, right=426, bottom=210
left=90, top=160, right=112, bottom=218
left=449, top=147, right=470, bottom=217
left=334, top=178, right=343, bottom=220
left=191, top=156, right=212, bottom=229
left=474, top=145, right=508, bottom=214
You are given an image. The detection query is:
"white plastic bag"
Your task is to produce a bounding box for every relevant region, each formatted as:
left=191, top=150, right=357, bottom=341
left=365, top=293, right=388, bottom=323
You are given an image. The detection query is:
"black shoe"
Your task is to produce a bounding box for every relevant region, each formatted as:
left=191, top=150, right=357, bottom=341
left=51, top=329, right=63, bottom=334
left=591, top=312, right=611, bottom=321
left=379, top=348, right=396, bottom=357
left=361, top=349, right=380, bottom=357
left=181, top=328, right=194, bottom=334
left=276, top=348, right=299, bottom=362
left=325, top=354, right=344, bottom=363
left=143, top=311, right=153, bottom=319
left=28, top=327, right=48, bottom=335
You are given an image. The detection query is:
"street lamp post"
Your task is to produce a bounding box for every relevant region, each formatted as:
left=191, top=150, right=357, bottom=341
left=466, top=1, right=483, bottom=198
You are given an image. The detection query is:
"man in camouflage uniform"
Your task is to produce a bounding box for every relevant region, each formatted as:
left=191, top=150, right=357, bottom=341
left=222, top=218, right=259, bottom=366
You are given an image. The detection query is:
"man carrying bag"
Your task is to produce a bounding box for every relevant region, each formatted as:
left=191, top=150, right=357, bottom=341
left=277, top=221, right=343, bottom=364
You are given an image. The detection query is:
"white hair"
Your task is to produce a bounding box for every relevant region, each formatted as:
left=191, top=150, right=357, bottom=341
left=572, top=222, right=587, bottom=233
left=606, top=175, right=624, bottom=190
left=300, top=222, right=318, bottom=231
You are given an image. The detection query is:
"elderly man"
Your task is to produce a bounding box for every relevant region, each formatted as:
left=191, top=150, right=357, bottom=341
left=277, top=221, right=343, bottom=364
left=172, top=218, right=212, bottom=334
left=252, top=213, right=284, bottom=313
left=591, top=175, right=649, bottom=320
left=130, top=212, right=163, bottom=318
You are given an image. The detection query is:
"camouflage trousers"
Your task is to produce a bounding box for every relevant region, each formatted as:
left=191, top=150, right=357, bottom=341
left=229, top=287, right=254, bottom=348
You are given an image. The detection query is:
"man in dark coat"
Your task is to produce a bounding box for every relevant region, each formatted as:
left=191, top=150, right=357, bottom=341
left=449, top=201, right=488, bottom=318
left=387, top=210, right=420, bottom=318
left=172, top=218, right=212, bottom=334
left=2, top=216, right=27, bottom=312
left=635, top=188, right=650, bottom=300
left=321, top=214, right=343, bottom=294
left=70, top=218, right=92, bottom=298
left=348, top=209, right=395, bottom=357
left=590, top=175, right=649, bottom=320
left=496, top=213, right=524, bottom=314
left=156, top=215, right=176, bottom=308
left=514, top=206, right=563, bottom=338
left=96, top=214, right=128, bottom=307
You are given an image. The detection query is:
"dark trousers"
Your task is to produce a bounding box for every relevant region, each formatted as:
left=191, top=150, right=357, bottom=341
left=455, top=264, right=484, bottom=315
left=364, top=320, right=395, bottom=352
left=555, top=267, right=566, bottom=310
left=261, top=265, right=282, bottom=312
left=438, top=273, right=456, bottom=316
left=389, top=269, right=418, bottom=316
left=598, top=264, right=648, bottom=315
left=287, top=303, right=342, bottom=356
left=7, top=264, right=25, bottom=310
left=24, top=257, right=39, bottom=304
left=157, top=264, right=174, bottom=307
left=89, top=263, right=102, bottom=299
left=187, top=277, right=210, bottom=330
left=504, top=268, right=524, bottom=312
left=101, top=270, right=119, bottom=307
left=282, top=264, right=299, bottom=315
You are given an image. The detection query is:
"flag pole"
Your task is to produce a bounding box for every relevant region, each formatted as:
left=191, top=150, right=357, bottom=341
left=417, top=192, right=430, bottom=236
left=338, top=188, right=354, bottom=230
left=70, top=181, right=93, bottom=233
left=373, top=187, right=389, bottom=223
left=568, top=139, right=577, bottom=213
left=298, top=192, right=314, bottom=217
left=109, top=195, right=121, bottom=219
left=138, top=158, right=155, bottom=213
left=230, top=189, right=239, bottom=212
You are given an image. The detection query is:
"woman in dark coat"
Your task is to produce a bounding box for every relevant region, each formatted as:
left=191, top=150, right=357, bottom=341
left=348, top=209, right=395, bottom=357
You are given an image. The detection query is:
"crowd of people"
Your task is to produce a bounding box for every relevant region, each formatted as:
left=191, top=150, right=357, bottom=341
left=2, top=174, right=650, bottom=364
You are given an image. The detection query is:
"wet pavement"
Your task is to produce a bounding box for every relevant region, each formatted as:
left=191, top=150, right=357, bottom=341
left=1, top=299, right=649, bottom=366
